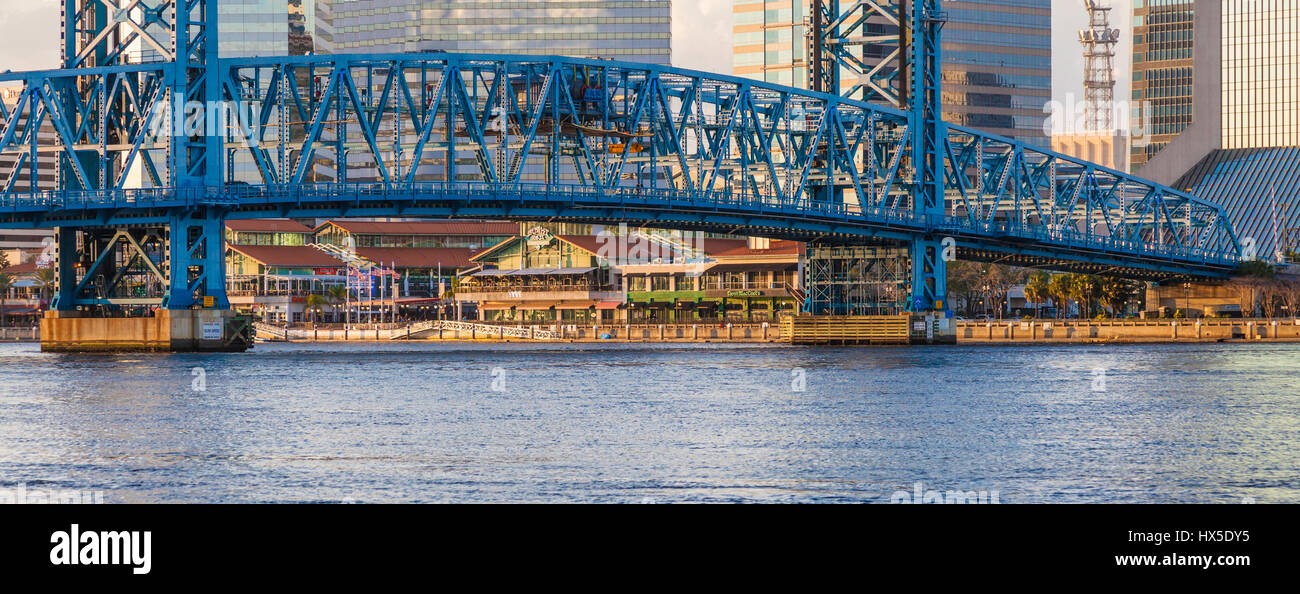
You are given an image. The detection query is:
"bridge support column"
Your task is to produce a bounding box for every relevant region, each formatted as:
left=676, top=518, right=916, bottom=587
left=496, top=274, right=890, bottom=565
left=50, top=228, right=79, bottom=311
left=907, top=237, right=948, bottom=314
left=40, top=209, right=250, bottom=353
left=164, top=209, right=230, bottom=310
left=803, top=243, right=909, bottom=315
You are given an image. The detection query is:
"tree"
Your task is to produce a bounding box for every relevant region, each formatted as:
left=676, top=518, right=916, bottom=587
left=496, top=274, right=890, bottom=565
left=305, top=293, right=330, bottom=324
left=1098, top=277, right=1138, bottom=318
left=1229, top=261, right=1276, bottom=318
left=1049, top=274, right=1075, bottom=318
left=945, top=261, right=982, bottom=316
left=34, top=266, right=55, bottom=304
left=1024, top=271, right=1051, bottom=319
left=1070, top=275, right=1103, bottom=319
left=1237, top=259, right=1277, bottom=280
left=0, top=252, right=12, bottom=327
left=325, top=285, right=348, bottom=322
left=985, top=266, right=1028, bottom=319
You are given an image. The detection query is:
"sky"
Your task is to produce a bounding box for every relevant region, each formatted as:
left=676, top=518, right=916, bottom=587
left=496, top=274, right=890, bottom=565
left=2, top=0, right=1131, bottom=106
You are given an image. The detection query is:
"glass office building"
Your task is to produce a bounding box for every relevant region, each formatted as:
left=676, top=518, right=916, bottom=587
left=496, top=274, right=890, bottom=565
left=1221, top=0, right=1300, bottom=150
left=219, top=0, right=292, bottom=58
left=1136, top=0, right=1300, bottom=261
left=732, top=0, right=1052, bottom=145
left=319, top=0, right=672, bottom=64
left=1130, top=0, right=1196, bottom=167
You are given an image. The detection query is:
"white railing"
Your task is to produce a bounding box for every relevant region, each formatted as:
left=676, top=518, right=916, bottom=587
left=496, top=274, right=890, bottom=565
left=254, top=320, right=563, bottom=341
left=409, top=321, right=563, bottom=341
left=252, top=322, right=289, bottom=340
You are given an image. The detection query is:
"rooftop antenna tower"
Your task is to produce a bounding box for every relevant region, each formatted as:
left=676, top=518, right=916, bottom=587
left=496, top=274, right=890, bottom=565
left=1079, top=0, right=1121, bottom=132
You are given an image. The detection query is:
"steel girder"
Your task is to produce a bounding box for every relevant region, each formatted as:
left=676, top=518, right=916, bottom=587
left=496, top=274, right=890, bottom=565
left=0, top=45, right=1244, bottom=292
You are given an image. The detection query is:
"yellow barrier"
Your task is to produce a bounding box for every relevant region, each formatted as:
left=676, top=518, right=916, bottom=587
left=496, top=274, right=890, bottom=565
left=781, top=315, right=912, bottom=345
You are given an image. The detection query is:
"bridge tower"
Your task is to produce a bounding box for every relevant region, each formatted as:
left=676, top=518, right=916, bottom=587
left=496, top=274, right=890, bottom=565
left=41, top=0, right=248, bottom=352
left=804, top=0, right=949, bottom=320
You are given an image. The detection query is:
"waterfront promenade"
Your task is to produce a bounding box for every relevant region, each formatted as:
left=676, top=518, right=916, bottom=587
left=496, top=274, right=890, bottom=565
left=251, top=318, right=1300, bottom=345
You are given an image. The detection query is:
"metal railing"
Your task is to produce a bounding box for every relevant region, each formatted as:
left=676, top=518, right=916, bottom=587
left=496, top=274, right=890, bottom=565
left=0, top=180, right=1243, bottom=269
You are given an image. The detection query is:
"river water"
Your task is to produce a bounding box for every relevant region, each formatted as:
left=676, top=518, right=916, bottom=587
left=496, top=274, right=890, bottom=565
left=0, top=341, right=1296, bottom=503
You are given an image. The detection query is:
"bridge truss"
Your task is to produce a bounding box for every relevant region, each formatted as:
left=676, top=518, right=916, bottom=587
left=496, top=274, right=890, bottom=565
left=0, top=0, right=1241, bottom=313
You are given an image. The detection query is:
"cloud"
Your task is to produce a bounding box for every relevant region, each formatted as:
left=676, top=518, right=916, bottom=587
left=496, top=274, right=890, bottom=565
left=0, top=0, right=61, bottom=73
left=673, top=0, right=733, bottom=75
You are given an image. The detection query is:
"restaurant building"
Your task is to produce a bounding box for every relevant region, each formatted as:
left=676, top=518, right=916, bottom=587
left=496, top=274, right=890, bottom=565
left=460, top=229, right=804, bottom=324
left=620, top=238, right=804, bottom=322
left=225, top=219, right=490, bottom=322
left=458, top=230, right=626, bottom=324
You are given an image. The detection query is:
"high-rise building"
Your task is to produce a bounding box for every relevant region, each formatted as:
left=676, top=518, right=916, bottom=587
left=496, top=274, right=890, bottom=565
left=0, top=88, right=56, bottom=261
left=219, top=0, right=292, bottom=58
left=321, top=0, right=672, bottom=64
left=1130, top=0, right=1196, bottom=168
left=1130, top=0, right=1300, bottom=262
left=732, top=0, right=1053, bottom=145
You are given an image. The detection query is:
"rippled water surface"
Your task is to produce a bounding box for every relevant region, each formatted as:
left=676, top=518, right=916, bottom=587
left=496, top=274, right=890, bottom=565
left=0, top=341, right=1297, bottom=503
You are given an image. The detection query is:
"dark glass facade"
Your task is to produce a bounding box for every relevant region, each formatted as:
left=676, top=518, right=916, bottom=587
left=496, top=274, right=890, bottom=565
left=318, top=0, right=672, bottom=64
left=733, top=0, right=1052, bottom=145
left=1131, top=0, right=1196, bottom=167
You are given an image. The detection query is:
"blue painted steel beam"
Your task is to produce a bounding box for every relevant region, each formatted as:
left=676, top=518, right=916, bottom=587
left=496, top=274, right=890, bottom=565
left=0, top=1, right=1246, bottom=315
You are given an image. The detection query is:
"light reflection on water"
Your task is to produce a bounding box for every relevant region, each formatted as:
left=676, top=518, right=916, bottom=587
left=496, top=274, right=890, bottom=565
left=0, top=341, right=1296, bottom=503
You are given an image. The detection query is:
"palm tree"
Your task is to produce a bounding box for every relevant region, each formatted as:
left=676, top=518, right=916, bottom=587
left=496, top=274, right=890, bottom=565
left=1071, top=275, right=1101, bottom=319
left=34, top=266, right=55, bottom=304
left=1049, top=274, right=1074, bottom=319
left=325, top=285, right=348, bottom=322
left=1024, top=271, right=1051, bottom=319
left=0, top=253, right=13, bottom=328
left=305, top=293, right=330, bottom=325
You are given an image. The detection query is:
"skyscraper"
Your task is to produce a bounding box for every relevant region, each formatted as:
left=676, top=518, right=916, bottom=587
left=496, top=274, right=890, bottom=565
left=1131, top=0, right=1300, bottom=262
left=0, top=88, right=56, bottom=261
left=219, top=0, right=292, bottom=58
left=1130, top=0, right=1195, bottom=168
left=320, top=0, right=672, bottom=64
left=732, top=0, right=1052, bottom=145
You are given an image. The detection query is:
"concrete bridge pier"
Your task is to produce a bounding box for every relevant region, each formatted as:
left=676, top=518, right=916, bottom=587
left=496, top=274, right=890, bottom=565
left=38, top=210, right=251, bottom=353
left=40, top=310, right=252, bottom=353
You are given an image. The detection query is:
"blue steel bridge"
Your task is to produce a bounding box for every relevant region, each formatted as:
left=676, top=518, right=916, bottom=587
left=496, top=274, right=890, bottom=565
left=0, top=0, right=1242, bottom=315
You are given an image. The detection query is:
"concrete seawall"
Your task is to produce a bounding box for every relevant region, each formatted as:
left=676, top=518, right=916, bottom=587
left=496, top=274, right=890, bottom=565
left=265, top=323, right=783, bottom=343
left=0, top=327, right=40, bottom=342
left=958, top=319, right=1300, bottom=344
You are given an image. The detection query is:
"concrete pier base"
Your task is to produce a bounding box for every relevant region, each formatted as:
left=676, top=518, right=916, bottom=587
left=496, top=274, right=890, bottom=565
left=40, top=310, right=252, bottom=353
left=780, top=314, right=958, bottom=345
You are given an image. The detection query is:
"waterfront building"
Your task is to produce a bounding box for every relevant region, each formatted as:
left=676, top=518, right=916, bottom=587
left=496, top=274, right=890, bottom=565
left=732, top=0, right=1053, bottom=145
left=1130, top=0, right=1300, bottom=262
left=226, top=219, right=316, bottom=247
left=224, top=219, right=496, bottom=322
left=314, top=221, right=517, bottom=251
left=0, top=259, right=47, bottom=324
left=621, top=238, right=803, bottom=322
left=460, top=228, right=804, bottom=324
left=458, top=231, right=627, bottom=324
